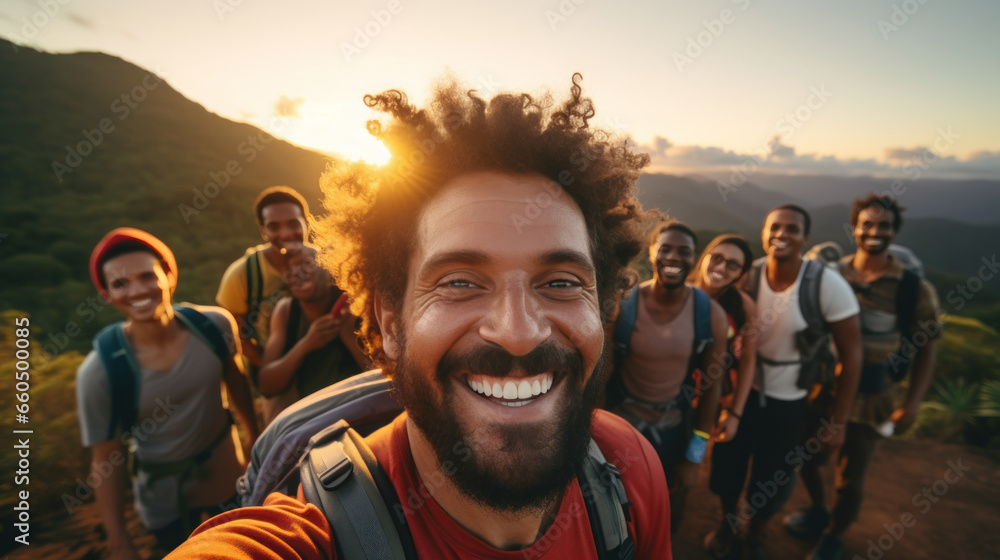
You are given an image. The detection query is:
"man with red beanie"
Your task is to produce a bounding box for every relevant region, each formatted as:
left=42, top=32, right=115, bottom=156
left=77, top=227, right=259, bottom=558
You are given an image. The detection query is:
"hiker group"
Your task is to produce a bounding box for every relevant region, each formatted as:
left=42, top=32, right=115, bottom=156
left=75, top=75, right=941, bottom=560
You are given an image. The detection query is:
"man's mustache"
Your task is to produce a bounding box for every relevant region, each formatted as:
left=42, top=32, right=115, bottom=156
left=438, top=342, right=582, bottom=379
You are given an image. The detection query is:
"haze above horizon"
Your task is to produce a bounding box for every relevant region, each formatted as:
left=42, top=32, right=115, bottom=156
left=3, top=0, right=998, bottom=180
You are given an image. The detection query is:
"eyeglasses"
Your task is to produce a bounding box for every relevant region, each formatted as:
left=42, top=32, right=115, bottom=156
left=708, top=253, right=744, bottom=273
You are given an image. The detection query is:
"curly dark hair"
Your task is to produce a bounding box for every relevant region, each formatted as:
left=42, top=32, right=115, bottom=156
left=770, top=204, right=812, bottom=236
left=312, top=74, right=652, bottom=374
left=253, top=186, right=310, bottom=226
left=850, top=193, right=904, bottom=233
left=649, top=220, right=697, bottom=247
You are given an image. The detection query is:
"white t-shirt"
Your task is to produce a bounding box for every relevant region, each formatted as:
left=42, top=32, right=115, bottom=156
left=753, top=260, right=859, bottom=400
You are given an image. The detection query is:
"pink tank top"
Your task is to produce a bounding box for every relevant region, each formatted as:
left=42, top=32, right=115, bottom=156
left=620, top=285, right=694, bottom=423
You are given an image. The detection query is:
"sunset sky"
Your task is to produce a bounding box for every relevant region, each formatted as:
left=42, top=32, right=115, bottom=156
left=3, top=0, right=998, bottom=179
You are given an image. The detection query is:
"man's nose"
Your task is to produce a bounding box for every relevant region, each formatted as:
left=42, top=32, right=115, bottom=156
left=126, top=278, right=151, bottom=297
left=479, top=285, right=552, bottom=357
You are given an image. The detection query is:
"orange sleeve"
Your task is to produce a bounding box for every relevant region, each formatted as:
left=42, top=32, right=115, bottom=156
left=165, top=493, right=335, bottom=560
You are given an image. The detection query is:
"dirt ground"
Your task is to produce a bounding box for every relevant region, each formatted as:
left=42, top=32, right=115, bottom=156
left=8, top=438, right=1000, bottom=559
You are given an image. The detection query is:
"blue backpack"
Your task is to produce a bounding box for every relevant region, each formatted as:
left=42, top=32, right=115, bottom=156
left=93, top=305, right=230, bottom=440
left=606, top=285, right=714, bottom=410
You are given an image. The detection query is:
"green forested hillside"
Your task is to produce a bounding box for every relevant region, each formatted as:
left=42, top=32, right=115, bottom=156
left=1, top=40, right=331, bottom=357
left=2, top=39, right=998, bottom=361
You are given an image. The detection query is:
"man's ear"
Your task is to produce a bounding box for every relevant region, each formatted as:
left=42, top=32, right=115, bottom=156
left=373, top=293, right=399, bottom=360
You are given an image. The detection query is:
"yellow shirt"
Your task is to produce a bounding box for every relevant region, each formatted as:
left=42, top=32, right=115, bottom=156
left=215, top=244, right=288, bottom=347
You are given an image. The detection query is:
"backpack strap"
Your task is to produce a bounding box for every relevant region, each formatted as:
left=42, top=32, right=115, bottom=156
left=886, top=268, right=922, bottom=381
left=94, top=323, right=141, bottom=441
left=798, top=259, right=827, bottom=334
left=245, top=249, right=264, bottom=346
left=174, top=306, right=231, bottom=368
left=612, top=286, right=640, bottom=371
left=284, top=298, right=304, bottom=355
left=302, top=424, right=633, bottom=560
left=742, top=258, right=766, bottom=302
left=686, top=287, right=714, bottom=378
left=579, top=438, right=635, bottom=560
left=301, top=421, right=416, bottom=560
left=677, top=287, right=714, bottom=406
left=606, top=286, right=640, bottom=409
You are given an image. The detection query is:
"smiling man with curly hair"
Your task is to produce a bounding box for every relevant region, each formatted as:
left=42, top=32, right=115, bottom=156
left=169, top=74, right=673, bottom=560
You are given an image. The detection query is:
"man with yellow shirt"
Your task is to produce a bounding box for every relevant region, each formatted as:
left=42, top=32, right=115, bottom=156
left=216, top=186, right=311, bottom=423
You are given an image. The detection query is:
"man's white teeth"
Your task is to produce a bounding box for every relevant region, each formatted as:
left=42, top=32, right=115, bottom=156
left=130, top=298, right=152, bottom=307
left=711, top=271, right=726, bottom=281
left=773, top=241, right=789, bottom=249
left=663, top=266, right=682, bottom=274
left=865, top=239, right=884, bottom=247
left=467, top=373, right=553, bottom=401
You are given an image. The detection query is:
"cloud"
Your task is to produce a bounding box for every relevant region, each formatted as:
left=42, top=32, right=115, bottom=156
left=653, top=135, right=672, bottom=154
left=631, top=137, right=999, bottom=180
left=767, top=136, right=795, bottom=159
left=274, top=95, right=305, bottom=117
left=885, top=147, right=930, bottom=161
left=66, top=14, right=95, bottom=29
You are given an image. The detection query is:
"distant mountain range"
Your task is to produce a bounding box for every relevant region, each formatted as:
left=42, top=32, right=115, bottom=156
left=636, top=173, right=1000, bottom=280
left=2, top=40, right=997, bottom=347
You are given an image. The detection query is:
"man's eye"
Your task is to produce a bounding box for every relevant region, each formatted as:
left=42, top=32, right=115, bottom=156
left=546, top=279, right=580, bottom=289
left=442, top=279, right=475, bottom=289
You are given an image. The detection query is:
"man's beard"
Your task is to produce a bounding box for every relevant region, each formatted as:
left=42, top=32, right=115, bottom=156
left=392, top=335, right=607, bottom=516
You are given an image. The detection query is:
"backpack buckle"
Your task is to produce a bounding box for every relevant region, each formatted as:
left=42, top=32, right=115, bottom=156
left=318, top=447, right=354, bottom=491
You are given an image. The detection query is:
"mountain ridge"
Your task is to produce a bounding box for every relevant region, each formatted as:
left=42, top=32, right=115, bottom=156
left=2, top=41, right=997, bottom=348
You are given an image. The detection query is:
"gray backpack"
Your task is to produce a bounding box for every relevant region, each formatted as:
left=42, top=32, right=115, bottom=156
left=237, top=371, right=636, bottom=560
left=742, top=258, right=836, bottom=403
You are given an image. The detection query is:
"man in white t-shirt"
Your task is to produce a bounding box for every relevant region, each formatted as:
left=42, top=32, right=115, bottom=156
left=704, top=205, right=861, bottom=560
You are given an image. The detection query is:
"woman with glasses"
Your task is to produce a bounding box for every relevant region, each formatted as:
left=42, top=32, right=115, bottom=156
left=688, top=234, right=759, bottom=558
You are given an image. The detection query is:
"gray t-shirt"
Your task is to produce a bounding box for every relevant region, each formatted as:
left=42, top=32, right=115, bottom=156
left=76, top=307, right=237, bottom=529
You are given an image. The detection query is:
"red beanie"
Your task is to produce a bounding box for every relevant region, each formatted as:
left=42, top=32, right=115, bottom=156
left=89, top=227, right=178, bottom=300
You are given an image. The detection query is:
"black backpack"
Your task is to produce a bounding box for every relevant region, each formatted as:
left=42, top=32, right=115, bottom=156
left=839, top=257, right=921, bottom=392
left=886, top=267, right=921, bottom=380
left=238, top=371, right=636, bottom=560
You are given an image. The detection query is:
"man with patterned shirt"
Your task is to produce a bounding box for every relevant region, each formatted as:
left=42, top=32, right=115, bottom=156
left=787, top=194, right=941, bottom=560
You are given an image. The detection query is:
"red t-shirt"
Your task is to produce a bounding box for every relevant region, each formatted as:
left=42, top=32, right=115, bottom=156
left=168, top=410, right=671, bottom=559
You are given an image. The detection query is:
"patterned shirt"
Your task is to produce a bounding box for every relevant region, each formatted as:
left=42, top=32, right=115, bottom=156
left=839, top=253, right=942, bottom=426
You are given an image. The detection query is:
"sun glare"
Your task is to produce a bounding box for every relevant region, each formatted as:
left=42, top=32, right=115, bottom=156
left=251, top=100, right=392, bottom=166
